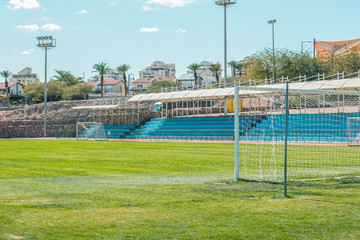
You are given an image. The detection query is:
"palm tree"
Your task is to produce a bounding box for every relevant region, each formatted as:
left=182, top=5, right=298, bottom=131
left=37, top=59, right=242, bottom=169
left=116, top=64, right=131, bottom=97
left=187, top=63, right=200, bottom=88
left=0, top=70, right=12, bottom=109
left=92, top=62, right=110, bottom=98
left=208, top=63, right=222, bottom=84
left=228, top=60, right=238, bottom=79
left=235, top=62, right=245, bottom=77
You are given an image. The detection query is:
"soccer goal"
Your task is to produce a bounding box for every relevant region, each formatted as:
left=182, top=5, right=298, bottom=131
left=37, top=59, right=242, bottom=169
left=348, top=117, right=360, bottom=146
left=76, top=122, right=107, bottom=141
left=234, top=85, right=360, bottom=183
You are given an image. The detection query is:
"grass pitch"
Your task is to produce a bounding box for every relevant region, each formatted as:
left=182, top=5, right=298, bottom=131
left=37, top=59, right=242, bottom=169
left=0, top=140, right=359, bottom=239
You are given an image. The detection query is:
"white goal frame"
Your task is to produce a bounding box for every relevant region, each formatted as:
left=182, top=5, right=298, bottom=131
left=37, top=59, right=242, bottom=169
left=76, top=122, right=107, bottom=141
left=348, top=117, right=360, bottom=147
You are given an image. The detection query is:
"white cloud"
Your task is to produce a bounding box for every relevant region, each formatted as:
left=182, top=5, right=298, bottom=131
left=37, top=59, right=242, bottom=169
left=146, top=0, right=195, bottom=8
left=21, top=50, right=31, bottom=55
left=16, top=24, right=40, bottom=31
left=41, top=23, right=62, bottom=31
left=8, top=0, right=41, bottom=10
left=76, top=9, right=88, bottom=14
left=141, top=5, right=153, bottom=11
left=141, top=5, right=161, bottom=11
left=16, top=23, right=62, bottom=31
left=174, top=28, right=188, bottom=34
left=21, top=49, right=35, bottom=55
left=110, top=1, right=116, bottom=6
left=140, top=27, right=160, bottom=33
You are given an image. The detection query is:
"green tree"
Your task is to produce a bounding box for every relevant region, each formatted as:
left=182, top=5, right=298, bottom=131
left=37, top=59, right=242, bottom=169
left=187, top=63, right=200, bottom=88
left=116, top=64, right=131, bottom=97
left=148, top=81, right=182, bottom=92
left=92, top=62, right=110, bottom=98
left=47, top=81, right=67, bottom=101
left=51, top=70, right=83, bottom=86
left=243, top=48, right=327, bottom=84
left=0, top=70, right=12, bottom=109
left=62, top=83, right=92, bottom=100
left=328, top=51, right=360, bottom=74
left=23, top=83, right=45, bottom=102
left=208, top=63, right=222, bottom=84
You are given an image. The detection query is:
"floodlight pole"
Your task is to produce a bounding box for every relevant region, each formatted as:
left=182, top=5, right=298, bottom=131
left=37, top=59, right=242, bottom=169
left=216, top=0, right=236, bottom=88
left=284, top=82, right=289, bottom=197
left=268, top=19, right=276, bottom=84
left=37, top=36, right=56, bottom=137
left=44, top=47, right=48, bottom=137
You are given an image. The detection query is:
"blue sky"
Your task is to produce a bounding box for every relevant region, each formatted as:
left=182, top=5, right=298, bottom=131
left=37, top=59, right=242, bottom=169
left=1, top=0, right=360, bottom=81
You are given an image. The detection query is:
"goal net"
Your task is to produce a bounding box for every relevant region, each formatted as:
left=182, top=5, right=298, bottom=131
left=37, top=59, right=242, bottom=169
left=348, top=117, right=360, bottom=146
left=76, top=122, right=107, bottom=141
left=234, top=86, right=360, bottom=182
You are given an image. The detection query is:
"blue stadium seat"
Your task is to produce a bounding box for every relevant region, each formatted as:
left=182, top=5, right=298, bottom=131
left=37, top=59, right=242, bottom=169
left=127, top=116, right=263, bottom=141
left=244, top=112, right=360, bottom=143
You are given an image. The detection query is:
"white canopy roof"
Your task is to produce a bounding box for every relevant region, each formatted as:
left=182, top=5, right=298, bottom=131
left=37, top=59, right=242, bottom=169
left=128, top=77, right=360, bottom=102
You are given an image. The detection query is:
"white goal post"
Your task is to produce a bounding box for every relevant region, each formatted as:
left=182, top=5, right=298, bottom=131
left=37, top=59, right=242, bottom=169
left=348, top=117, right=360, bottom=146
left=76, top=122, right=107, bottom=141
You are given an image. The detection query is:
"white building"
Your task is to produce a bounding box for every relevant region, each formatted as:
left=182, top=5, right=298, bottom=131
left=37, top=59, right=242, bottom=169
left=9, top=67, right=40, bottom=85
left=178, top=74, right=203, bottom=88
left=89, top=68, right=124, bottom=82
left=0, top=82, right=24, bottom=98
left=132, top=78, right=153, bottom=91
left=139, top=61, right=176, bottom=79
left=131, top=76, right=177, bottom=92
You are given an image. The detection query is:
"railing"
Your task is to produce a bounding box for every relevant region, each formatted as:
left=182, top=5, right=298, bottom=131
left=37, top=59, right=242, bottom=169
left=134, top=70, right=360, bottom=95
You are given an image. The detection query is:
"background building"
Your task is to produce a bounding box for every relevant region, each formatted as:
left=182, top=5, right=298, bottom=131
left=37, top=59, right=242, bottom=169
left=0, top=82, right=24, bottom=98
left=89, top=68, right=124, bottom=82
left=139, top=61, right=176, bottom=79
left=9, top=67, right=40, bottom=85
left=85, top=80, right=125, bottom=98
left=131, top=76, right=177, bottom=92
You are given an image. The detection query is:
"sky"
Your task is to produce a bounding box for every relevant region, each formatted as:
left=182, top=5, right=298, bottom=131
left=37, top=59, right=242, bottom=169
left=1, top=0, right=360, bottom=82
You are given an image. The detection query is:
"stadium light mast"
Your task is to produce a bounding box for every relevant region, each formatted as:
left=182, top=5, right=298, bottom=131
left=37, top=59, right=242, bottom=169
left=215, top=0, right=236, bottom=88
left=37, top=36, right=56, bottom=138
left=268, top=19, right=276, bottom=84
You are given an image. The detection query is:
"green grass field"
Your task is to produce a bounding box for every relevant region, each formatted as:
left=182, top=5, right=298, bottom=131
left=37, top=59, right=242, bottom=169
left=0, top=140, right=359, bottom=239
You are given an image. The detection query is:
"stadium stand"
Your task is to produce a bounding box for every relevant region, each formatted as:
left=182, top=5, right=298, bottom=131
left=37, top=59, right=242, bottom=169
left=243, top=112, right=360, bottom=143
left=128, top=116, right=263, bottom=140
left=105, top=126, right=135, bottom=139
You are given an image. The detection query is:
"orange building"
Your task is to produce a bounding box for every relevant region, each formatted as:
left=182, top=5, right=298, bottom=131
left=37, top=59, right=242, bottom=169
left=315, top=38, right=360, bottom=61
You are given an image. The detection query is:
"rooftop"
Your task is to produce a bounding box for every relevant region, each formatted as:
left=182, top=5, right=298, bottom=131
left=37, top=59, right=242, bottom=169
left=154, top=76, right=176, bottom=82
left=0, top=82, right=18, bottom=90
left=133, top=78, right=154, bottom=83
